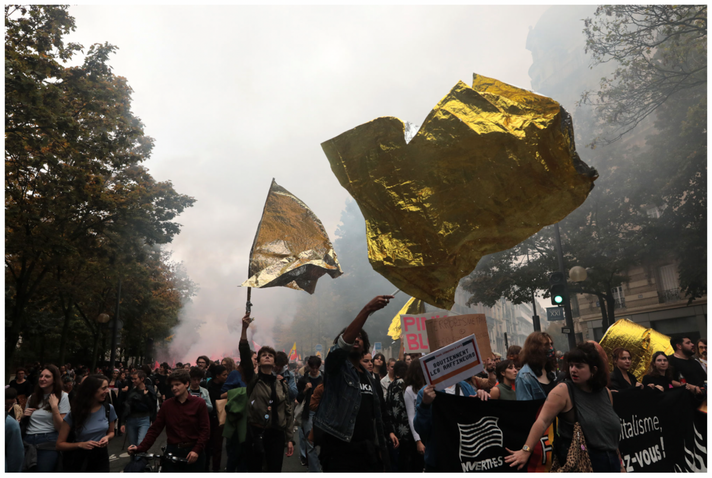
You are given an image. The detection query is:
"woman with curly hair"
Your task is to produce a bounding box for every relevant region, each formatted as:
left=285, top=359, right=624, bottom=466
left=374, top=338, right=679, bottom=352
left=515, top=332, right=558, bottom=400
left=56, top=374, right=117, bottom=471
left=21, top=364, right=69, bottom=471
left=506, top=342, right=622, bottom=472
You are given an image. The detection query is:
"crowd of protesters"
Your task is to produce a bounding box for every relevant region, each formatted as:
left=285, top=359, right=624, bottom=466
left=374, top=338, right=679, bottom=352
left=5, top=295, right=707, bottom=472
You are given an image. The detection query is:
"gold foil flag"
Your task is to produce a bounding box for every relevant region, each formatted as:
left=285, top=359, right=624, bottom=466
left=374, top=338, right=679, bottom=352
left=322, top=73, right=598, bottom=309
left=599, top=318, right=674, bottom=381
left=241, top=179, right=342, bottom=293
left=387, top=297, right=426, bottom=340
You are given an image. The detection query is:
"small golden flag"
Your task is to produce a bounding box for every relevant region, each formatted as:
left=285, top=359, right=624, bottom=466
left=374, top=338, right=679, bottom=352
left=387, top=297, right=426, bottom=340
left=241, top=179, right=342, bottom=293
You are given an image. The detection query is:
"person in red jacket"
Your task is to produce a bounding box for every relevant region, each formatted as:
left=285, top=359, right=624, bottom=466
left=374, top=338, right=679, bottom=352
left=128, top=370, right=210, bottom=471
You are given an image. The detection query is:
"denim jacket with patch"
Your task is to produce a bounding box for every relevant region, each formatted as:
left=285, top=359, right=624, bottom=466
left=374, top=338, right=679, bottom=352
left=515, top=363, right=547, bottom=400
left=313, top=335, right=386, bottom=445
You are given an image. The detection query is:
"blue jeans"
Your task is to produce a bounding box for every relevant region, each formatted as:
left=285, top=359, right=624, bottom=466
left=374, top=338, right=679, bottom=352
left=24, top=431, right=60, bottom=471
left=302, top=411, right=321, bottom=472
left=225, top=434, right=246, bottom=472
left=298, top=419, right=308, bottom=460
left=126, top=416, right=151, bottom=448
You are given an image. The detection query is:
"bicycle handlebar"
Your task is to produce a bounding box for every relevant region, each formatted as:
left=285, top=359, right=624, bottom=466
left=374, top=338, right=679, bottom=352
left=132, top=451, right=189, bottom=464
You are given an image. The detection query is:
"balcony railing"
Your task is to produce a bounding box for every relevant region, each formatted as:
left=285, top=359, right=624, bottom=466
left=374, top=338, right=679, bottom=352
left=588, top=298, right=626, bottom=311
left=658, top=288, right=682, bottom=304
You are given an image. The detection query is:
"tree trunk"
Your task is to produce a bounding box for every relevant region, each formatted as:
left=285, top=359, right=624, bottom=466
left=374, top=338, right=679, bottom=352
left=6, top=302, right=27, bottom=382
left=40, top=334, right=46, bottom=364
left=58, top=301, right=73, bottom=365
left=91, top=332, right=100, bottom=372
left=605, top=291, right=616, bottom=332
left=596, top=293, right=610, bottom=331
left=5, top=262, right=50, bottom=380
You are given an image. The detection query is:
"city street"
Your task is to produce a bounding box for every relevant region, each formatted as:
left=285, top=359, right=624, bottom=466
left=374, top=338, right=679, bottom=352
left=108, top=427, right=305, bottom=472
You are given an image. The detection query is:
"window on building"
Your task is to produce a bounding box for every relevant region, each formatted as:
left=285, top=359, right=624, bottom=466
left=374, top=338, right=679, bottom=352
left=612, top=286, right=625, bottom=309
left=646, top=206, right=661, bottom=218
left=658, top=264, right=680, bottom=303
left=592, top=327, right=604, bottom=342
left=650, top=317, right=700, bottom=342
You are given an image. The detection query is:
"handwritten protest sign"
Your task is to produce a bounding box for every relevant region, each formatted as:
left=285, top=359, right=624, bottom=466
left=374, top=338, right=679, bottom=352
left=400, top=314, right=431, bottom=353
left=425, top=314, right=492, bottom=361
left=420, top=334, right=484, bottom=390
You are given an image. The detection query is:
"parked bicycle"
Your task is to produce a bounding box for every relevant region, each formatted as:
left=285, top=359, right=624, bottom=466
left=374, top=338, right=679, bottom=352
left=124, top=446, right=188, bottom=472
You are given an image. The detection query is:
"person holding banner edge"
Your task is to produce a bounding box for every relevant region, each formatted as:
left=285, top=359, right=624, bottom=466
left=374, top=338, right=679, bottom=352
left=414, top=378, right=491, bottom=470
left=609, top=348, right=643, bottom=391
left=504, top=342, right=622, bottom=472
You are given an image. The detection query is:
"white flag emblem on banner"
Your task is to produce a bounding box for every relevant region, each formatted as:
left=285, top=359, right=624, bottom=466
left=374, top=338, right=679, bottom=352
left=458, top=416, right=504, bottom=460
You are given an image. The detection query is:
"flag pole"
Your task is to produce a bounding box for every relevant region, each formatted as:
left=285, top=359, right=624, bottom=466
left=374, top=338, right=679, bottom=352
left=246, top=287, right=252, bottom=316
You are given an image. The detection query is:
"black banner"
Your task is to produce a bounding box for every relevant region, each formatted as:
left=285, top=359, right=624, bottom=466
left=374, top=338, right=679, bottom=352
left=432, top=387, right=707, bottom=472
left=433, top=395, right=553, bottom=472
left=613, top=387, right=706, bottom=472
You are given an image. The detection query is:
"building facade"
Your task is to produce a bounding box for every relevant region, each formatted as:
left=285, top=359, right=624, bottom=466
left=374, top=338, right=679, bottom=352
left=452, top=286, right=534, bottom=355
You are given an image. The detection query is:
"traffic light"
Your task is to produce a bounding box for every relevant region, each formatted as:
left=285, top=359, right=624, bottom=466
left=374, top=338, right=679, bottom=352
left=548, top=272, right=566, bottom=306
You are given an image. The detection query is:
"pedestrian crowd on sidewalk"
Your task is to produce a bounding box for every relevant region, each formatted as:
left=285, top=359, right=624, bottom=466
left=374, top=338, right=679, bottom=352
left=5, top=296, right=707, bottom=472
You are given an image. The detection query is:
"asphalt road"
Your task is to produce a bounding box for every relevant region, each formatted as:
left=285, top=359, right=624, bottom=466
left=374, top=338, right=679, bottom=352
left=108, top=427, right=306, bottom=472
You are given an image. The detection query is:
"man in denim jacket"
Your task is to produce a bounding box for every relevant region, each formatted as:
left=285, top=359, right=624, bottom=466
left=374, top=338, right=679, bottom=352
left=313, top=295, right=394, bottom=471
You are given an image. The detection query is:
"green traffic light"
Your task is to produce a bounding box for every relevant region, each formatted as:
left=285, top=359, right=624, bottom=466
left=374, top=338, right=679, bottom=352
left=554, top=295, right=564, bottom=304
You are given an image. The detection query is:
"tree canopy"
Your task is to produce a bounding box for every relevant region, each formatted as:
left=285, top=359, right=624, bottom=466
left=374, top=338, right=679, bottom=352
left=582, top=5, right=707, bottom=146
left=5, top=5, right=196, bottom=372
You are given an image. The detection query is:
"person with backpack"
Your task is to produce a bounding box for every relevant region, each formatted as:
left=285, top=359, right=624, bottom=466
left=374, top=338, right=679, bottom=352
left=56, top=374, right=117, bottom=472
left=239, top=313, right=295, bottom=472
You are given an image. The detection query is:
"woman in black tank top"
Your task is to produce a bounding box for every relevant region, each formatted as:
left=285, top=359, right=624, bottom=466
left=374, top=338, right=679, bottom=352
left=504, top=342, right=622, bottom=472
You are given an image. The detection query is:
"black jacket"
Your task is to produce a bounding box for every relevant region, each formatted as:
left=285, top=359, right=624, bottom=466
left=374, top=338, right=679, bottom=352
left=296, top=373, right=323, bottom=420
left=609, top=367, right=639, bottom=391
left=122, top=386, right=157, bottom=421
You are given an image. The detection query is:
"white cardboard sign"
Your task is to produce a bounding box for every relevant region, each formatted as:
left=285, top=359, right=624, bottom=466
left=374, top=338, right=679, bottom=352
left=419, top=334, right=484, bottom=391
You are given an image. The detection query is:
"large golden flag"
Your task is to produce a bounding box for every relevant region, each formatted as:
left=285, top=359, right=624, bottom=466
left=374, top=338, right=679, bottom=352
left=241, top=179, right=342, bottom=294
left=322, top=73, right=598, bottom=309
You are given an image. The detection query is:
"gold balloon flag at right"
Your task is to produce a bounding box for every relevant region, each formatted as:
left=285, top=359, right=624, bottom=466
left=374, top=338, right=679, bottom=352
left=322, top=73, right=598, bottom=309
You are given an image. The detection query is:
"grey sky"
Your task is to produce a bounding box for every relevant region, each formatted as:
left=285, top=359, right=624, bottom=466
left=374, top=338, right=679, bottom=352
left=66, top=5, right=551, bottom=360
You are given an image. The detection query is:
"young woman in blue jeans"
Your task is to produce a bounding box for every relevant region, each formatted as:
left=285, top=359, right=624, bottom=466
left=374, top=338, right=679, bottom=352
left=21, top=365, right=70, bottom=471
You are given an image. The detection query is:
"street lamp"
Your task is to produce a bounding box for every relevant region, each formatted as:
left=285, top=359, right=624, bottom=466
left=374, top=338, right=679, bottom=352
left=569, top=266, right=587, bottom=283
left=96, top=313, right=111, bottom=325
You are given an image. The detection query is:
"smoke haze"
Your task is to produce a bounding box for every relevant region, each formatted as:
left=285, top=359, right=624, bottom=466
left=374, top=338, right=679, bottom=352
left=64, top=5, right=557, bottom=361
